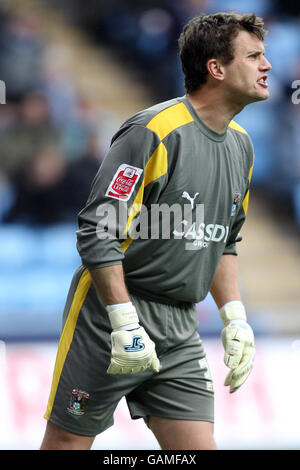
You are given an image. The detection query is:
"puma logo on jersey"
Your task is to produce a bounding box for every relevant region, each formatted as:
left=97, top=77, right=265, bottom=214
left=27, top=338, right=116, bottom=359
left=182, top=191, right=199, bottom=209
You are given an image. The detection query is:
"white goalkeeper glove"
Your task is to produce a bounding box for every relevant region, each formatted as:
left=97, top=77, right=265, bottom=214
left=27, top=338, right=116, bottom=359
left=220, top=301, right=255, bottom=393
left=106, top=302, right=160, bottom=375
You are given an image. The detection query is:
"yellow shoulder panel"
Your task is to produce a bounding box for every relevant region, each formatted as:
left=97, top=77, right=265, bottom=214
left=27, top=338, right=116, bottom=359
left=229, top=120, right=248, bottom=135
left=146, top=102, right=194, bottom=141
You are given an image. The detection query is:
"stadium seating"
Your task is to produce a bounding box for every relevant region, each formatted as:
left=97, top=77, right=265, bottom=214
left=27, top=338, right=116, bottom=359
left=0, top=224, right=80, bottom=340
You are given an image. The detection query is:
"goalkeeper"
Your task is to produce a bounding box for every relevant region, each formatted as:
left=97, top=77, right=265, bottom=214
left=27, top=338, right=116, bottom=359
left=41, top=12, right=271, bottom=450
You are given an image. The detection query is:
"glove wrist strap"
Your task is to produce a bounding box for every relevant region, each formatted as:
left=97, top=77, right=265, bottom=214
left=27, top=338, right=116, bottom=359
left=106, top=302, right=139, bottom=330
left=114, top=323, right=140, bottom=332
left=219, top=300, right=247, bottom=326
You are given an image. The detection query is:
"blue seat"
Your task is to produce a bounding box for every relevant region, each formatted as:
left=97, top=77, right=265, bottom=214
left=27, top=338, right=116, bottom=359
left=0, top=265, right=73, bottom=309
left=0, top=266, right=74, bottom=340
left=0, top=224, right=39, bottom=271
left=38, top=223, right=80, bottom=267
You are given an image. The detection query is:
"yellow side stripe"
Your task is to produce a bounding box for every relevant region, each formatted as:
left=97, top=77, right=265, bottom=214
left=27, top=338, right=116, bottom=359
left=146, top=102, right=194, bottom=140
left=144, top=141, right=168, bottom=186
left=121, top=142, right=168, bottom=251
left=44, top=268, right=92, bottom=420
left=242, top=159, right=254, bottom=215
left=242, top=190, right=250, bottom=215
left=121, top=235, right=133, bottom=253
left=248, top=161, right=254, bottom=182
left=229, top=118, right=253, bottom=215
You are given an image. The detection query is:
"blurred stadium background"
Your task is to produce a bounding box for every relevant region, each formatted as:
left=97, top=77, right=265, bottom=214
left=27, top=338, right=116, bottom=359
left=0, top=0, right=300, bottom=450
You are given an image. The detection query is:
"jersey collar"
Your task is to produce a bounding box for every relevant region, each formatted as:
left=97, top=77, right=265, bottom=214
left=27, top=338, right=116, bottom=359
left=180, top=96, right=227, bottom=142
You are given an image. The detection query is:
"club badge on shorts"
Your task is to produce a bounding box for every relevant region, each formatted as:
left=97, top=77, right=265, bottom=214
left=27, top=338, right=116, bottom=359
left=105, top=164, right=143, bottom=201
left=67, top=389, right=90, bottom=416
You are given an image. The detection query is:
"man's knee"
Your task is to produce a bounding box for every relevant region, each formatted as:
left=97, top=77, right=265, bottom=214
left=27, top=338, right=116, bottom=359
left=40, top=420, right=95, bottom=450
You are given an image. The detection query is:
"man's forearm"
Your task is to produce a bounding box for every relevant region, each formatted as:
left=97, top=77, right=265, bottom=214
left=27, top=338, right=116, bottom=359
left=89, top=264, right=131, bottom=306
left=89, top=264, right=160, bottom=374
left=210, top=254, right=242, bottom=309
left=210, top=255, right=255, bottom=394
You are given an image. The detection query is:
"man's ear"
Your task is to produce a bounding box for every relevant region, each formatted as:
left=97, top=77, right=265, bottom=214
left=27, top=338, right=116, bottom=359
left=206, top=58, right=225, bottom=81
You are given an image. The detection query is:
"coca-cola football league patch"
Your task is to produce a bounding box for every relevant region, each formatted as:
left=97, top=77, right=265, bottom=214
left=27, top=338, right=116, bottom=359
left=105, top=164, right=143, bottom=201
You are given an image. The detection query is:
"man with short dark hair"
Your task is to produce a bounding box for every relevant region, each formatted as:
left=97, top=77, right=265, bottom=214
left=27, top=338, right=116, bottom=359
left=41, top=12, right=271, bottom=450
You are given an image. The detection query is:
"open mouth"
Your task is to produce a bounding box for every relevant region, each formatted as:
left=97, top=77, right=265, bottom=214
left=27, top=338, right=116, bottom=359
left=257, top=75, right=268, bottom=88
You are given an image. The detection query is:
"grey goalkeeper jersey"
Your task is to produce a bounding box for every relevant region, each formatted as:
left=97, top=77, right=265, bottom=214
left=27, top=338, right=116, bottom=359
left=77, top=96, right=254, bottom=305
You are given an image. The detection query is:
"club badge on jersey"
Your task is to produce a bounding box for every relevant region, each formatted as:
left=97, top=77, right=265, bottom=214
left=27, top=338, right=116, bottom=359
left=105, top=164, right=143, bottom=201
left=231, top=191, right=241, bottom=216
left=67, top=389, right=90, bottom=416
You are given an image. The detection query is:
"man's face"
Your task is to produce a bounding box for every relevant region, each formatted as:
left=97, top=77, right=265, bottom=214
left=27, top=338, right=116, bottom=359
left=222, top=30, right=272, bottom=106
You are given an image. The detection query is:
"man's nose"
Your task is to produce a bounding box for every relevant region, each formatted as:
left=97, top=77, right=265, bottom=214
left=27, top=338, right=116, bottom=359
left=261, top=56, right=272, bottom=71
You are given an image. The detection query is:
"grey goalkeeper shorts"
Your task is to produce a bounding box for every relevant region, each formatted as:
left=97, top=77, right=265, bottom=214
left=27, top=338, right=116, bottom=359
left=44, top=266, right=214, bottom=437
